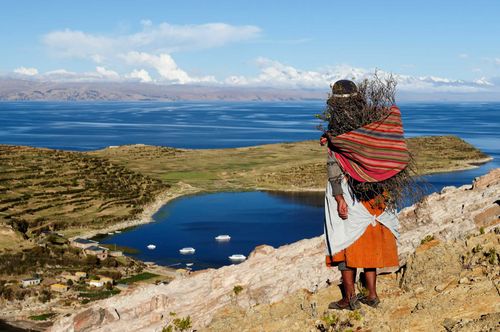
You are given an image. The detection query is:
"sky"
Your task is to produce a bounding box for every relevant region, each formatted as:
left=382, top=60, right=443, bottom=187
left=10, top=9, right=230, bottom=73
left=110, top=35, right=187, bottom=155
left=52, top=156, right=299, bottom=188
left=1, top=0, right=500, bottom=94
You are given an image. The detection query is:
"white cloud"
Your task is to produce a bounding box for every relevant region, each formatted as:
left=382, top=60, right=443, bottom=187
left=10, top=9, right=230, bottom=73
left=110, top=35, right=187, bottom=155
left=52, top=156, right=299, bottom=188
left=226, top=58, right=369, bottom=88
left=95, top=66, right=120, bottom=80
left=8, top=57, right=496, bottom=94
left=13, top=67, right=39, bottom=76
left=121, top=51, right=216, bottom=84
left=459, top=53, right=469, bottom=59
left=223, top=58, right=495, bottom=93
left=473, top=77, right=493, bottom=86
left=21, top=67, right=122, bottom=82
left=126, top=69, right=153, bottom=83
left=42, top=29, right=115, bottom=60
left=42, top=21, right=261, bottom=61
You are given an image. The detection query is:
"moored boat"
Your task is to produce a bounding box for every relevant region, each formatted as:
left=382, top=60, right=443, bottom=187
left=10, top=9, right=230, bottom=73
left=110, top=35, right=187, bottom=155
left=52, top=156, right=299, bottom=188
left=215, top=234, right=231, bottom=241
left=179, top=247, right=196, bottom=255
left=228, top=254, right=246, bottom=262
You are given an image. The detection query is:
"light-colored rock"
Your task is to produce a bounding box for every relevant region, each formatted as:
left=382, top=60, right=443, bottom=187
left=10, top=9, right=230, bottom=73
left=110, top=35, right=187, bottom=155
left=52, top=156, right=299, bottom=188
left=397, top=168, right=500, bottom=264
left=207, top=230, right=500, bottom=332
left=49, top=169, right=500, bottom=332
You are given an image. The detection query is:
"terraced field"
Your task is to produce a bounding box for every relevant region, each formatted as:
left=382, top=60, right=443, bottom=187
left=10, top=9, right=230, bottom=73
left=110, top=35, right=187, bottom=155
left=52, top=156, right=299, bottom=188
left=0, top=145, right=167, bottom=239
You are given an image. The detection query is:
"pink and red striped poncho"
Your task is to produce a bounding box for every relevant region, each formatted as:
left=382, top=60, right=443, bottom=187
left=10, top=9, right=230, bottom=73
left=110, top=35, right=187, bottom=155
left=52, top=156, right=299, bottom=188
left=328, top=105, right=410, bottom=183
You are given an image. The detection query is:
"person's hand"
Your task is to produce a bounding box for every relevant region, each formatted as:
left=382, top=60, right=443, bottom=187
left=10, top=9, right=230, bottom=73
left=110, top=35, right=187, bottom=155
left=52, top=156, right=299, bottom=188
left=334, top=195, right=348, bottom=220
left=320, top=132, right=333, bottom=146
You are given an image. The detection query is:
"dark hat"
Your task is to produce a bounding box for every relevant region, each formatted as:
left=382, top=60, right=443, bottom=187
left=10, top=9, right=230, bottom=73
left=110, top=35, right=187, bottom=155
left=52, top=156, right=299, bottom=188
left=331, top=80, right=358, bottom=98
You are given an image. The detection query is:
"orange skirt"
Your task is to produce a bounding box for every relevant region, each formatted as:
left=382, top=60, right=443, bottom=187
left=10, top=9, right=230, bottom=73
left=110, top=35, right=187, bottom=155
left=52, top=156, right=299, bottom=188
left=326, top=198, right=399, bottom=268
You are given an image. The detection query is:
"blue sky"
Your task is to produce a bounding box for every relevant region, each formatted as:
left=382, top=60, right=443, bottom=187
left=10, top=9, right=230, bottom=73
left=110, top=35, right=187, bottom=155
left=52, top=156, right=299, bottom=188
left=1, top=0, right=499, bottom=93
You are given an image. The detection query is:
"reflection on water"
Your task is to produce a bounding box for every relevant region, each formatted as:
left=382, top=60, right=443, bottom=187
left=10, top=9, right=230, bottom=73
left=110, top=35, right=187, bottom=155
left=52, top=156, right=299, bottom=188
left=266, top=190, right=324, bottom=207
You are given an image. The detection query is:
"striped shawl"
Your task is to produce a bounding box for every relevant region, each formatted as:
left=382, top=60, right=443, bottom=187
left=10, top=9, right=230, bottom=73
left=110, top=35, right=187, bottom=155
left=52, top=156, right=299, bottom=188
left=328, top=105, right=409, bottom=182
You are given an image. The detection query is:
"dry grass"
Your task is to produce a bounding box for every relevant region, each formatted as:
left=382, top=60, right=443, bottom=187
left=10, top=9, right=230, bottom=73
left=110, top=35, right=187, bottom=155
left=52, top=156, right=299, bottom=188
left=91, top=135, right=490, bottom=192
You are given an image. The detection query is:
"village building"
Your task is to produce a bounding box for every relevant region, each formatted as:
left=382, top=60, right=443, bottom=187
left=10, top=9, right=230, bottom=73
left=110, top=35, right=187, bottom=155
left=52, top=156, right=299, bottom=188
left=84, top=246, right=109, bottom=260
left=70, top=238, right=98, bottom=249
left=40, top=230, right=55, bottom=237
left=88, top=280, right=104, bottom=288
left=21, top=277, right=41, bottom=288
left=115, top=283, right=129, bottom=291
left=109, top=250, right=123, bottom=257
left=61, top=273, right=81, bottom=283
left=50, top=283, right=69, bottom=292
left=99, top=276, right=113, bottom=284
left=75, top=271, right=87, bottom=279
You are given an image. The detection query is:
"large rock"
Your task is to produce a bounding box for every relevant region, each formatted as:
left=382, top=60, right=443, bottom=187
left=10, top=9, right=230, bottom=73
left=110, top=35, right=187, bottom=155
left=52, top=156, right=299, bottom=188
left=397, top=168, right=500, bottom=264
left=49, top=169, right=500, bottom=332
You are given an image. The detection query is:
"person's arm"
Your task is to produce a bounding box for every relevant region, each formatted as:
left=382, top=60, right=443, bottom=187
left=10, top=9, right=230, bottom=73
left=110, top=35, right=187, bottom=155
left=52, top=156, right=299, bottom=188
left=327, top=156, right=348, bottom=219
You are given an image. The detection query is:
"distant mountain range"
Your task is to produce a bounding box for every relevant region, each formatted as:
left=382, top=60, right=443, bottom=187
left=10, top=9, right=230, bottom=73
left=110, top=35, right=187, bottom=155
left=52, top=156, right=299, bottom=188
left=0, top=78, right=326, bottom=102
left=1, top=78, right=499, bottom=102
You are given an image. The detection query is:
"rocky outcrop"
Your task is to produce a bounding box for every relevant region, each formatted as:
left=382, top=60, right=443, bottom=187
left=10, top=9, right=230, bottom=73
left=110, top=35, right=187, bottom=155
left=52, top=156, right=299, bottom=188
left=397, top=168, right=500, bottom=264
left=207, top=230, right=500, bottom=332
left=50, top=169, right=500, bottom=332
left=50, top=237, right=336, bottom=332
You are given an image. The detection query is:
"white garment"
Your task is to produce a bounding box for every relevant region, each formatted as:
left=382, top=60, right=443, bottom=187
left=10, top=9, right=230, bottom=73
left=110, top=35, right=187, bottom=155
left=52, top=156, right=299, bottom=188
left=324, top=178, right=400, bottom=257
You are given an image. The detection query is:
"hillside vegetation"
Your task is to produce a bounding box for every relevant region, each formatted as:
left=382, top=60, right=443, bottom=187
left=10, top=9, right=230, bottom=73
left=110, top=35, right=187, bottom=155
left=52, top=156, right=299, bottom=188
left=0, top=145, right=167, bottom=245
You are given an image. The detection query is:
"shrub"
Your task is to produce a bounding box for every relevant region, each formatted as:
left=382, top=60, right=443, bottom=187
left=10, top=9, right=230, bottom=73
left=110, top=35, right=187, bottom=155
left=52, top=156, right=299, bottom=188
left=233, top=285, right=243, bottom=296
left=38, top=289, right=51, bottom=303
left=420, top=235, right=434, bottom=245
left=162, top=312, right=192, bottom=332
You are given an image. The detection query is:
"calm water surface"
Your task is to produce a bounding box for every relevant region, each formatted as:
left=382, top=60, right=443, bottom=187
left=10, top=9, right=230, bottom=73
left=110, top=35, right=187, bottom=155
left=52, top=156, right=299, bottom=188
left=1, top=101, right=498, bottom=269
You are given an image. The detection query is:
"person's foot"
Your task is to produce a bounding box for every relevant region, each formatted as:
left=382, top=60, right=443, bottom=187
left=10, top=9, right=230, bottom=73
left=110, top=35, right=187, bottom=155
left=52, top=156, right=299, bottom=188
left=328, top=295, right=360, bottom=310
left=357, top=294, right=380, bottom=308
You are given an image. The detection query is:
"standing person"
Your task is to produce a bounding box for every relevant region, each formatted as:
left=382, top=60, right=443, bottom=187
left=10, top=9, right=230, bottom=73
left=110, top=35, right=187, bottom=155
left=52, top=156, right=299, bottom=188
left=320, top=79, right=410, bottom=310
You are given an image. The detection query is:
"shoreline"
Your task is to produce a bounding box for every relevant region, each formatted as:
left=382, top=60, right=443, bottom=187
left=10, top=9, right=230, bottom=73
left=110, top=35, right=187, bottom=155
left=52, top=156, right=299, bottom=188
left=415, top=156, right=494, bottom=176
left=67, top=184, right=202, bottom=240
left=70, top=155, right=494, bottom=241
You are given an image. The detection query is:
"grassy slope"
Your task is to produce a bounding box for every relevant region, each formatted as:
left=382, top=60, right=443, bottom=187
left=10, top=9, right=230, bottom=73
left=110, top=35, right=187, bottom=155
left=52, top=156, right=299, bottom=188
left=90, top=135, right=490, bottom=192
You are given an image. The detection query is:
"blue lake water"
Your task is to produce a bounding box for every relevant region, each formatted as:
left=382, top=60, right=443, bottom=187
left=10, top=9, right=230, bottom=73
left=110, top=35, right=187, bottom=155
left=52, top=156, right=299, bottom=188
left=1, top=101, right=499, bottom=270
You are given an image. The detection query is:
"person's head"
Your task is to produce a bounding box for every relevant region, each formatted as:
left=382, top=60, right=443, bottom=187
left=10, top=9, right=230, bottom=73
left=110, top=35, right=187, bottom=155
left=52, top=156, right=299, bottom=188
left=326, top=80, right=366, bottom=135
left=330, top=80, right=359, bottom=99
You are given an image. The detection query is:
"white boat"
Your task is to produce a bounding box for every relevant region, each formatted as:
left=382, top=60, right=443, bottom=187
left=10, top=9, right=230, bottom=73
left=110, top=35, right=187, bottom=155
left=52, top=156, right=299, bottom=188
left=107, top=232, right=114, bottom=235
left=115, top=230, right=121, bottom=234
left=185, top=263, right=194, bottom=267
left=147, top=244, right=156, bottom=250
left=228, top=254, right=246, bottom=262
left=179, top=247, right=196, bottom=255
left=215, top=235, right=231, bottom=241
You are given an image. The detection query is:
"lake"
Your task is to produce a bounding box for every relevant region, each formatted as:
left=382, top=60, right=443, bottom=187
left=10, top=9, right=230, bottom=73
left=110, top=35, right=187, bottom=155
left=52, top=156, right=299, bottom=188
left=1, top=101, right=499, bottom=270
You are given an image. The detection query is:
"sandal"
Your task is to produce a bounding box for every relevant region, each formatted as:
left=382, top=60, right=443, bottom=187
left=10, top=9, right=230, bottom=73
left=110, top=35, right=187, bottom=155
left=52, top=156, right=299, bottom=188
left=328, top=295, right=361, bottom=311
left=357, top=294, right=380, bottom=308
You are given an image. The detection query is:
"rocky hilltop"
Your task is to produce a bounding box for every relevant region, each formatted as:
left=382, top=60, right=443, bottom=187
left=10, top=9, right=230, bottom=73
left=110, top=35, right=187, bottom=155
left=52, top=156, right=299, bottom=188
left=49, top=169, right=500, bottom=332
